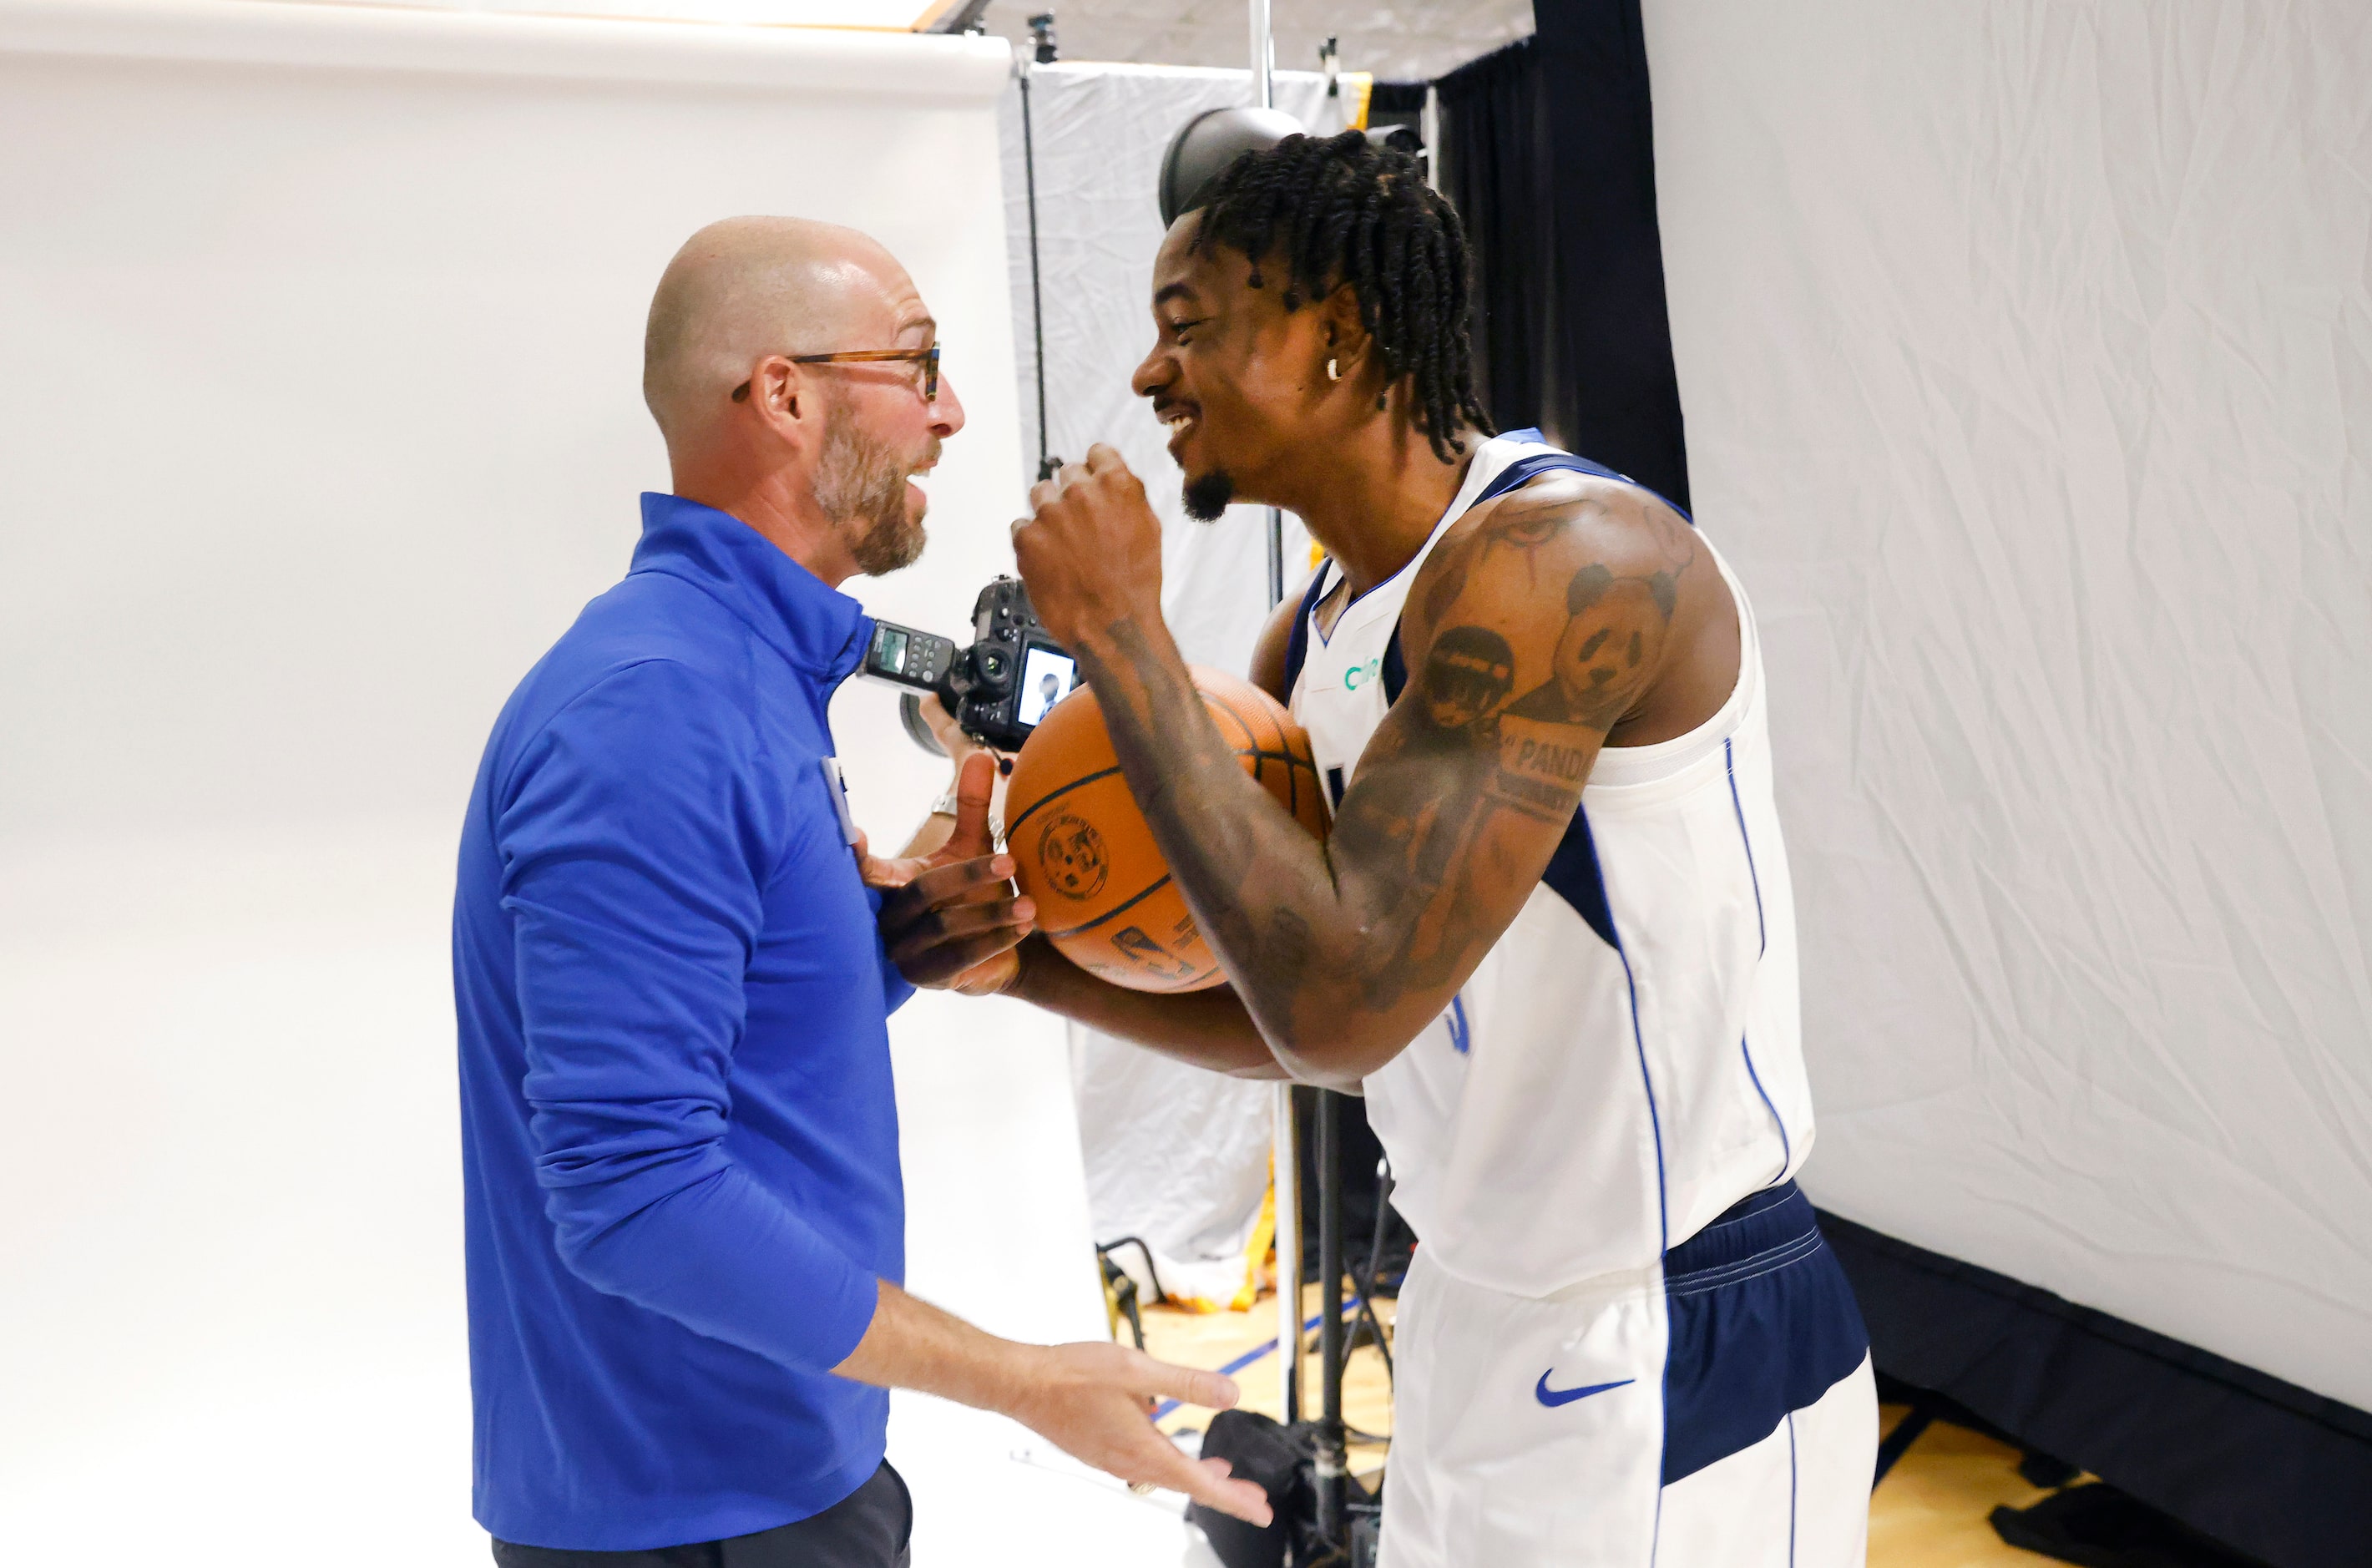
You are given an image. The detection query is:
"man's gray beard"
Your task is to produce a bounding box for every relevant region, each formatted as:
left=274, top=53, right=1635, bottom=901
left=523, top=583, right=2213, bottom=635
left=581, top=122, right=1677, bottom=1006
left=1181, top=468, right=1235, bottom=523
left=812, top=397, right=927, bottom=576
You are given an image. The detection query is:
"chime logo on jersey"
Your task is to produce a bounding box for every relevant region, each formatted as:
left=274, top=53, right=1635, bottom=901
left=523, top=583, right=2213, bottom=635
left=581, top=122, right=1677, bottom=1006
left=1341, top=655, right=1383, bottom=690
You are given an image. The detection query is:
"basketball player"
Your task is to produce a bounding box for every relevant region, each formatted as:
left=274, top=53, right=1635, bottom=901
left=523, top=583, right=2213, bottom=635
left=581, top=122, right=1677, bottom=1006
left=996, top=134, right=1879, bottom=1565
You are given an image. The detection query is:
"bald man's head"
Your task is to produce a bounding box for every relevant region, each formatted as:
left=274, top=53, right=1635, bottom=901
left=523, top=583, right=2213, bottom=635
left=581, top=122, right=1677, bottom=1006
left=642, top=216, right=907, bottom=443
left=642, top=217, right=962, bottom=582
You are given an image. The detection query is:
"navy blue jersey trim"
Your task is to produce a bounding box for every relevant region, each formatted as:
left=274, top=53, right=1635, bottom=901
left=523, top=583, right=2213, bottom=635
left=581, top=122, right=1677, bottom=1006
left=1724, top=739, right=1767, bottom=955
left=1541, top=809, right=1666, bottom=1242
left=1484, top=430, right=1695, bottom=525
left=1540, top=806, right=1621, bottom=953
left=1742, top=1039, right=1793, bottom=1178
left=1616, top=938, right=1669, bottom=1256
left=1725, top=736, right=1792, bottom=1173
left=1280, top=564, right=1332, bottom=696
left=1381, top=630, right=1407, bottom=705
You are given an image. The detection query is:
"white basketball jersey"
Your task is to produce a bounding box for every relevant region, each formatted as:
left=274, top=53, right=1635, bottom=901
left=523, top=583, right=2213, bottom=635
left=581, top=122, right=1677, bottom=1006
left=1289, top=432, right=1816, bottom=1297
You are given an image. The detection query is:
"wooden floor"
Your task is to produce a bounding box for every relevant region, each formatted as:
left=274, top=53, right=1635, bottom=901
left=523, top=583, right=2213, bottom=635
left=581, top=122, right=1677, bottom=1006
left=1136, top=1288, right=2065, bottom=1565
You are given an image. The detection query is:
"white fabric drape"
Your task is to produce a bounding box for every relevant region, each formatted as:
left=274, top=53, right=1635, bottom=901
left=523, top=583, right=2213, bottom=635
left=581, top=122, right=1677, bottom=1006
left=997, top=63, right=1358, bottom=1306
left=1645, top=0, right=2372, bottom=1409
left=0, top=6, right=1127, bottom=1557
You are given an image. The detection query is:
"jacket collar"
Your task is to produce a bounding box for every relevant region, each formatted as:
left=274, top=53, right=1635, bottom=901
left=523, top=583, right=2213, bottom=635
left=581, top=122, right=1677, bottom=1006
left=630, top=493, right=870, bottom=686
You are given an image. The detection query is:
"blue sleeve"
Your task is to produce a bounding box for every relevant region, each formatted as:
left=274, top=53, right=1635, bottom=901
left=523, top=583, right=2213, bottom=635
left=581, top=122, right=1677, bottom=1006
left=871, top=884, right=916, bottom=1017
left=496, top=660, right=878, bottom=1375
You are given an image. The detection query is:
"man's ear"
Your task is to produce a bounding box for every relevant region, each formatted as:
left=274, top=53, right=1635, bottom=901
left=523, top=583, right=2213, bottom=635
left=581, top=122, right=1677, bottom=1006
left=742, top=357, right=810, bottom=432
left=1318, top=282, right=1374, bottom=376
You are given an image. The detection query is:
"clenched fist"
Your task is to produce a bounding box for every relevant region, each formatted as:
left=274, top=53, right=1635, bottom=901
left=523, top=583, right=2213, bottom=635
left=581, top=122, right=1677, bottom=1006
left=1010, top=444, right=1168, bottom=654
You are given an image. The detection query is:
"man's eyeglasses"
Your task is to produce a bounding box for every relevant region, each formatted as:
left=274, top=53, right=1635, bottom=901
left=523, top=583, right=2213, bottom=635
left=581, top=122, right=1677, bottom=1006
left=733, top=343, right=941, bottom=404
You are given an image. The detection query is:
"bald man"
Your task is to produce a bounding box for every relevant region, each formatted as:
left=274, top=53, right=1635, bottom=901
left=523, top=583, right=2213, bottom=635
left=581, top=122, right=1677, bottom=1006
left=453, top=219, right=1268, bottom=1567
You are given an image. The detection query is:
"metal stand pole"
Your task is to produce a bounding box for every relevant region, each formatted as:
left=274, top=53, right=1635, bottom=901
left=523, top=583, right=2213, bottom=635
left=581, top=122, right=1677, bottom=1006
left=1248, top=0, right=1271, bottom=110
left=1248, top=0, right=1287, bottom=612
left=1250, top=0, right=1305, bottom=1443
left=1315, top=1090, right=1349, bottom=1545
left=1240, top=3, right=1346, bottom=1552
left=1018, top=63, right=1058, bottom=483
left=1272, top=1085, right=1300, bottom=1426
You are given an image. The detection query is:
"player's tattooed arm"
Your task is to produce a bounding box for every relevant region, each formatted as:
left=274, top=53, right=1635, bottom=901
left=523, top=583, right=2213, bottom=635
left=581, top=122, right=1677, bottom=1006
left=1223, top=485, right=1693, bottom=1033
left=1011, top=448, right=1700, bottom=1084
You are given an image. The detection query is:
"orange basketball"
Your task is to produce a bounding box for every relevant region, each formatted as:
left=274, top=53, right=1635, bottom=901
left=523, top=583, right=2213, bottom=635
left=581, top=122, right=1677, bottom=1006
left=1005, top=665, right=1328, bottom=993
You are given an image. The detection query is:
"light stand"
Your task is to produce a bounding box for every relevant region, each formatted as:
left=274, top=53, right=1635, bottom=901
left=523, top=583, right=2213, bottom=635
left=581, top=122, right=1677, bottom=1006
left=1313, top=1091, right=1349, bottom=1547
left=1249, top=0, right=1305, bottom=1455
left=1156, top=29, right=1380, bottom=1565
left=1246, top=7, right=1348, bottom=1556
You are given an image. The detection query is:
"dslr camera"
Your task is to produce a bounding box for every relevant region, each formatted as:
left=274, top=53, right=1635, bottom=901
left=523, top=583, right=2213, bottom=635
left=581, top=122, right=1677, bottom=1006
left=859, top=576, right=1080, bottom=755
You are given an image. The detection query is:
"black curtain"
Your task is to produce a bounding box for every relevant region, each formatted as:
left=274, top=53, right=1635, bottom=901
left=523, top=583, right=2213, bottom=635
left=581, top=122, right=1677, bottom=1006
left=1435, top=0, right=1690, bottom=510
left=1825, top=1211, right=2372, bottom=1568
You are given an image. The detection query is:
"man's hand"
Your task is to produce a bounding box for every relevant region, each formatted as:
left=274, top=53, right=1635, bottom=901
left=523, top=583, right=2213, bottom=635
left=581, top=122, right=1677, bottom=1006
left=832, top=1280, right=1272, bottom=1526
left=1004, top=1340, right=1273, bottom=1525
left=915, top=690, right=999, bottom=774
left=1009, top=444, right=1166, bottom=653
left=865, top=751, right=1033, bottom=992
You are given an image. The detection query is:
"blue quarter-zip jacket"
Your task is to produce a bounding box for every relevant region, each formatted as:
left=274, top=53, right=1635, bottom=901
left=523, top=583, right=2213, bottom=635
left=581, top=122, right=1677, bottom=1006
left=453, top=493, right=915, bottom=1550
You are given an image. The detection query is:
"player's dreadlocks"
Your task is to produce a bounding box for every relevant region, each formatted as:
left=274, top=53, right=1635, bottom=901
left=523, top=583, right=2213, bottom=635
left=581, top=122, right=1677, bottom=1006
left=1191, top=129, right=1494, bottom=463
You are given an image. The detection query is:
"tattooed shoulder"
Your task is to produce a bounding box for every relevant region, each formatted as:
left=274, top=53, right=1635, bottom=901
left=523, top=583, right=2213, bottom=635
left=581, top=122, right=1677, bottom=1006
left=1400, top=478, right=1697, bottom=816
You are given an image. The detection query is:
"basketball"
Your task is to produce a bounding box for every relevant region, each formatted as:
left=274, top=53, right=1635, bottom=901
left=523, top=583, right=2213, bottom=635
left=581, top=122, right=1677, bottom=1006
left=1004, top=665, right=1328, bottom=993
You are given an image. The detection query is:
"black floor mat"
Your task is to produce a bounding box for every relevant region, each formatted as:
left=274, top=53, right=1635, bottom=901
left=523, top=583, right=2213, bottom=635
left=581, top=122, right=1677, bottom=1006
left=1991, top=1485, right=2270, bottom=1567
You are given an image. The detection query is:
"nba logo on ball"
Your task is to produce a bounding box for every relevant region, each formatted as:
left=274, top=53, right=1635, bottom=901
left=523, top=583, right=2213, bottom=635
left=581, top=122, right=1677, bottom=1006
left=1035, top=814, right=1109, bottom=900
left=1004, top=666, right=1328, bottom=993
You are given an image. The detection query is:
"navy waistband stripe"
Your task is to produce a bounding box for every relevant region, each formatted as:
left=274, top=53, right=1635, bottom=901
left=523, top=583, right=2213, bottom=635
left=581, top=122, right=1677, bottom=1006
left=1658, top=1179, right=1872, bottom=1487
left=1664, top=1181, right=1815, bottom=1282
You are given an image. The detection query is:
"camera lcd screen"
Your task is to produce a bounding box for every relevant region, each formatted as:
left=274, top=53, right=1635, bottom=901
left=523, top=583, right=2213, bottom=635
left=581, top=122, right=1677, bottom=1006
left=1018, top=646, right=1079, bottom=727
left=872, top=625, right=910, bottom=676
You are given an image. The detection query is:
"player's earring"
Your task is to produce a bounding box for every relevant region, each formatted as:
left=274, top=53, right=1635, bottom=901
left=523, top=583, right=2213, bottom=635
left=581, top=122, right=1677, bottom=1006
left=1327, top=357, right=1341, bottom=382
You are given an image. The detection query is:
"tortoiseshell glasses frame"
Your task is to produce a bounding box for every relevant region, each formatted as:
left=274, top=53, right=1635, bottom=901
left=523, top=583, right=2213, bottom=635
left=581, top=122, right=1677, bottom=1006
left=732, top=343, right=940, bottom=403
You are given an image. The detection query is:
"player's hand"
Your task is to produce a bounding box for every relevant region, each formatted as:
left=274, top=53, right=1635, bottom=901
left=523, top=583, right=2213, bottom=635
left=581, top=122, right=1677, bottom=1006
left=867, top=752, right=1033, bottom=991
left=1011, top=444, right=1166, bottom=653
left=1004, top=1341, right=1274, bottom=1526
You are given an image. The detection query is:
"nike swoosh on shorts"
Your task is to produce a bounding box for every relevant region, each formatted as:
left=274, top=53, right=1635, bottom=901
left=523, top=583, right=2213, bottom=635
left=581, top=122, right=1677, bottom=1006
left=1535, top=1373, right=1636, bottom=1409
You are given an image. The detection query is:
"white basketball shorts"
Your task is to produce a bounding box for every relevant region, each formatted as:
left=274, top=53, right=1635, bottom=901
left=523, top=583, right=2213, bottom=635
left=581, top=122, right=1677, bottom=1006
left=1379, top=1182, right=1877, bottom=1568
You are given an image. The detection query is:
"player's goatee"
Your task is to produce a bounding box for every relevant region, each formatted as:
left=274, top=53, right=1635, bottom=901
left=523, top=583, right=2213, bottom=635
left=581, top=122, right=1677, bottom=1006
left=1182, top=468, right=1235, bottom=523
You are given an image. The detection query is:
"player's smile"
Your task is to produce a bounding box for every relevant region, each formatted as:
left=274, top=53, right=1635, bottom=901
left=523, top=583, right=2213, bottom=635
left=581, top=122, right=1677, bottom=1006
left=1155, top=396, right=1201, bottom=463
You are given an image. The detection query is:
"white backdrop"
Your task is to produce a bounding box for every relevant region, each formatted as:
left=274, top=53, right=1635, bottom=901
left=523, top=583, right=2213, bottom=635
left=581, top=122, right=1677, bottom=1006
left=1645, top=0, right=2372, bottom=1409
left=0, top=4, right=1208, bottom=1561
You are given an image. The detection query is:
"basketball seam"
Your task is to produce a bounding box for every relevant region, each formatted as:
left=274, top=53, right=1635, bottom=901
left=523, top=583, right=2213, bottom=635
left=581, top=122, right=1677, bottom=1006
left=1208, top=701, right=1268, bottom=792
left=1039, top=874, right=1175, bottom=940
left=1004, top=763, right=1125, bottom=838
left=1207, top=701, right=1257, bottom=753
